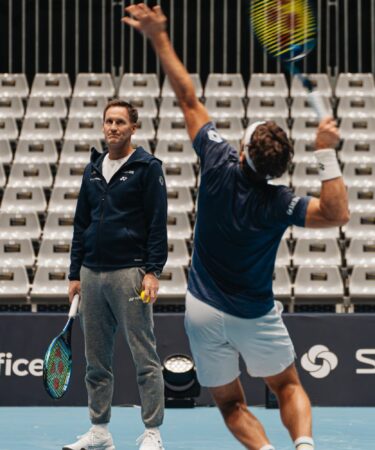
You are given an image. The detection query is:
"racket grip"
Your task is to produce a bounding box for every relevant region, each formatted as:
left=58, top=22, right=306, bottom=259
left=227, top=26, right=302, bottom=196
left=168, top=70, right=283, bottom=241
left=69, top=294, right=80, bottom=318
left=307, top=91, right=330, bottom=120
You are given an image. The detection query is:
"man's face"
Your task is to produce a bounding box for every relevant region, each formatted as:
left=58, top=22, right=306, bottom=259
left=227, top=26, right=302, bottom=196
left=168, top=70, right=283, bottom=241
left=103, top=106, right=137, bottom=147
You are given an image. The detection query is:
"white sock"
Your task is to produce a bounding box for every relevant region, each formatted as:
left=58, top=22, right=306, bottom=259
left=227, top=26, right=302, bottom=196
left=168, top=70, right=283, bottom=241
left=92, top=424, right=109, bottom=433
left=295, top=436, right=314, bottom=449
left=259, top=445, right=275, bottom=450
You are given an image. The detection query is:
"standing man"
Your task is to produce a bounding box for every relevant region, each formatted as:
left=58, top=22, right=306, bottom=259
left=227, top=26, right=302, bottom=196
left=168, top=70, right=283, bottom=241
left=65, top=100, right=167, bottom=450
left=123, top=5, right=349, bottom=450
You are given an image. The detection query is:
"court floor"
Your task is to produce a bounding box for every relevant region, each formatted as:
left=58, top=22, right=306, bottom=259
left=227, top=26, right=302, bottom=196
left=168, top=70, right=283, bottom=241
left=1, top=406, right=374, bottom=449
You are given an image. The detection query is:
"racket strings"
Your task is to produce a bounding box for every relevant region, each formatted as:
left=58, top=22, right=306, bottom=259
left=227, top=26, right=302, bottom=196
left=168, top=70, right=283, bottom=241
left=45, top=340, right=71, bottom=397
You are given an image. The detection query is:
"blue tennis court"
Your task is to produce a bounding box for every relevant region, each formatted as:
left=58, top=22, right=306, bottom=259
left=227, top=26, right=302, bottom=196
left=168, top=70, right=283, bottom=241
left=2, top=406, right=374, bottom=449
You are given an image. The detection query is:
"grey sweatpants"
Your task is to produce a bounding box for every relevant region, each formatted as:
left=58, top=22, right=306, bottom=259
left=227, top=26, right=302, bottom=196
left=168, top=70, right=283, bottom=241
left=80, top=266, right=164, bottom=427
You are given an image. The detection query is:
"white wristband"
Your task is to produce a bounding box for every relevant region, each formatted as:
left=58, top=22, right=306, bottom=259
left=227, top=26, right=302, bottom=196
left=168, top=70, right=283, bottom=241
left=314, top=148, right=341, bottom=181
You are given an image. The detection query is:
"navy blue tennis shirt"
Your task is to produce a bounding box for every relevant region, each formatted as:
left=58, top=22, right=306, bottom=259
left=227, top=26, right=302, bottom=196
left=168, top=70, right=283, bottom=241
left=188, top=122, right=311, bottom=319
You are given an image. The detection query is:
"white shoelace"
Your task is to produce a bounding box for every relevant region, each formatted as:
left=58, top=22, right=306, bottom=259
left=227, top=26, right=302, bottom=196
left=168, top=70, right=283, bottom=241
left=136, top=429, right=162, bottom=448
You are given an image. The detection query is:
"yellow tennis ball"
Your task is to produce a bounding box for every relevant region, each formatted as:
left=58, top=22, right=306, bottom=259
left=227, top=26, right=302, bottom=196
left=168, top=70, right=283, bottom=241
left=140, top=290, right=151, bottom=303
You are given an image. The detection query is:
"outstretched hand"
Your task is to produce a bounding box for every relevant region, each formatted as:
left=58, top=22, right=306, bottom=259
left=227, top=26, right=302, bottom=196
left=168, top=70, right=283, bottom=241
left=122, top=3, right=167, bottom=39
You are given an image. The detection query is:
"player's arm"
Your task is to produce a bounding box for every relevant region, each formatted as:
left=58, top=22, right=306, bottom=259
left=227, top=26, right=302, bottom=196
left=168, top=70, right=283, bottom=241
left=122, top=3, right=210, bottom=141
left=305, top=117, right=350, bottom=228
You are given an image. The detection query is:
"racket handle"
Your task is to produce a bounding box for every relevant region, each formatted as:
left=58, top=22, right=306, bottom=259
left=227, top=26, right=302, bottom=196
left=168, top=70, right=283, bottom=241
left=69, top=294, right=80, bottom=318
left=307, top=91, right=330, bottom=120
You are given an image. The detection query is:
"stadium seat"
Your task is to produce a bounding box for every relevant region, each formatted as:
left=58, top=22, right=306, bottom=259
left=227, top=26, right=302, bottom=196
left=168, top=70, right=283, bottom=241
left=158, top=267, right=187, bottom=298
left=247, top=97, right=289, bottom=120
left=349, top=266, right=375, bottom=303
left=0, top=212, right=41, bottom=240
left=0, top=164, right=6, bottom=188
left=131, top=138, right=151, bottom=153
left=292, top=140, right=316, bottom=164
left=346, top=239, right=375, bottom=267
left=120, top=96, right=158, bottom=119
left=291, top=96, right=332, bottom=119
left=343, top=162, right=375, bottom=188
left=293, top=238, right=342, bottom=267
left=292, top=162, right=321, bottom=189
left=54, top=163, right=86, bottom=188
left=339, top=118, right=375, bottom=140
left=162, top=74, right=203, bottom=98
left=214, top=118, right=243, bottom=140
left=69, top=96, right=107, bottom=119
left=206, top=97, right=244, bottom=119
left=340, top=140, right=375, bottom=164
left=154, top=140, right=197, bottom=164
left=348, top=187, right=375, bottom=213
left=30, top=266, right=69, bottom=301
left=38, top=239, right=71, bottom=267
left=290, top=73, right=332, bottom=98
left=48, top=187, right=79, bottom=213
left=294, top=185, right=321, bottom=200
left=30, top=73, right=72, bottom=98
left=1, top=187, right=47, bottom=213
left=275, top=239, right=291, bottom=267
left=167, top=187, right=194, bottom=213
left=165, top=239, right=190, bottom=267
left=134, top=118, right=155, bottom=140
left=291, top=118, right=320, bottom=141
left=43, top=212, right=74, bottom=239
left=14, top=139, right=58, bottom=164
left=60, top=139, right=102, bottom=164
left=0, top=74, right=29, bottom=98
left=118, top=73, right=159, bottom=98
left=157, top=118, right=190, bottom=141
left=205, top=73, right=245, bottom=98
left=0, top=118, right=19, bottom=140
left=159, top=97, right=184, bottom=119
left=65, top=118, right=103, bottom=140
left=292, top=224, right=340, bottom=239
left=0, top=140, right=12, bottom=164
left=337, top=97, right=375, bottom=118
left=335, top=73, right=375, bottom=98
left=343, top=211, right=375, bottom=239
left=0, top=97, right=24, bottom=119
left=0, top=266, right=29, bottom=301
left=7, top=163, right=53, bottom=188
left=25, top=96, right=67, bottom=119
left=167, top=213, right=192, bottom=239
left=247, top=74, right=288, bottom=98
left=0, top=238, right=35, bottom=267
left=73, top=73, right=115, bottom=98
left=273, top=266, right=292, bottom=299
left=20, top=118, right=63, bottom=140
left=163, top=163, right=196, bottom=188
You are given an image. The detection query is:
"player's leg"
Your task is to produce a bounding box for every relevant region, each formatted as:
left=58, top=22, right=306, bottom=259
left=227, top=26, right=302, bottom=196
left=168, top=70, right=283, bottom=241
left=265, top=364, right=314, bottom=450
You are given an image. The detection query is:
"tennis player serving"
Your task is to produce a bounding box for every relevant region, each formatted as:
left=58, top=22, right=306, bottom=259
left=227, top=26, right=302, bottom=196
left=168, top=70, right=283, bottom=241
left=123, top=4, right=349, bottom=450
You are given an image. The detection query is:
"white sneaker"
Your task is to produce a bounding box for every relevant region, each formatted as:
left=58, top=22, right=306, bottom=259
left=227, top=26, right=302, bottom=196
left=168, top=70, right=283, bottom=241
left=62, top=426, right=115, bottom=450
left=136, top=428, right=165, bottom=450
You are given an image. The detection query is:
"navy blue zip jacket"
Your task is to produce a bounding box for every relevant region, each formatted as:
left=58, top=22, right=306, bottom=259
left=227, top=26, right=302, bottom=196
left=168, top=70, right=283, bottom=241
left=69, top=146, right=168, bottom=280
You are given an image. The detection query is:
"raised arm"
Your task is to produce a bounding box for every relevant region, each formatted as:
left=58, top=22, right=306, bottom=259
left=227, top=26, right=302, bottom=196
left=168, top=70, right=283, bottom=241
left=305, top=117, right=350, bottom=228
left=122, top=3, right=210, bottom=141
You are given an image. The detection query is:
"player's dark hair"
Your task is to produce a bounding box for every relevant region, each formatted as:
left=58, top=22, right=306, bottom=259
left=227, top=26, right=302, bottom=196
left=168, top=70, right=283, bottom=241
left=246, top=121, right=294, bottom=179
left=103, top=99, right=138, bottom=124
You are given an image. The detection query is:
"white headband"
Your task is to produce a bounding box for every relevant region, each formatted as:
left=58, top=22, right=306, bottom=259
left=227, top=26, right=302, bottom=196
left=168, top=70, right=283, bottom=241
left=242, top=121, right=269, bottom=177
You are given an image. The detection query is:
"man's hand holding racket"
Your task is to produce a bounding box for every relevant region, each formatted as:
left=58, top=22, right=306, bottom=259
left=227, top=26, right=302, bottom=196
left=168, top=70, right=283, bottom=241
left=141, top=273, right=159, bottom=304
left=68, top=280, right=81, bottom=304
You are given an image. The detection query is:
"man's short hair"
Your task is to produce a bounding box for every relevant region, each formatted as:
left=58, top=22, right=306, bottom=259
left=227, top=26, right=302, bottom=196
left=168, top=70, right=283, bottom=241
left=247, top=121, right=294, bottom=179
left=103, top=99, right=138, bottom=124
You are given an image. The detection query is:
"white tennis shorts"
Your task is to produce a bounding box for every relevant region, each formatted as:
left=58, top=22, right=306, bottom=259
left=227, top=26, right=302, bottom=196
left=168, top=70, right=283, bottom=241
left=184, top=291, right=295, bottom=387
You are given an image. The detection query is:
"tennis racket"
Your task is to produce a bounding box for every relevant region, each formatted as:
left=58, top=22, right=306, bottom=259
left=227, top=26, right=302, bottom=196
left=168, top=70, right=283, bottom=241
left=43, top=294, right=80, bottom=399
left=250, top=0, right=328, bottom=119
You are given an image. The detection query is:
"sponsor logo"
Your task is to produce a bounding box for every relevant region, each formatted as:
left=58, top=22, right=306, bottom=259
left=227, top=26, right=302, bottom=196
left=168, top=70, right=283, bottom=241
left=207, top=129, right=224, bottom=143
left=286, top=196, right=300, bottom=216
left=0, top=353, right=43, bottom=377
left=301, top=345, right=338, bottom=379
left=120, top=176, right=128, bottom=181
left=356, top=349, right=375, bottom=374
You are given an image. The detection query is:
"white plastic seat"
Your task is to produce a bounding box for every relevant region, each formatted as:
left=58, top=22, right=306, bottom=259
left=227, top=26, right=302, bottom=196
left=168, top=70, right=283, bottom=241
left=157, top=119, right=190, bottom=141
left=20, top=118, right=63, bottom=140
left=343, top=212, right=375, bottom=239
left=31, top=266, right=69, bottom=301
left=134, top=118, right=155, bottom=140
left=15, top=140, right=58, bottom=164
left=60, top=139, right=102, bottom=164
left=292, top=140, right=316, bottom=164
left=55, top=163, right=86, bottom=188
left=273, top=266, right=292, bottom=299
left=294, top=186, right=321, bottom=199
left=159, top=97, right=184, bottom=119
left=294, top=266, right=344, bottom=302
left=25, top=96, right=67, bottom=119
left=0, top=266, right=29, bottom=300
left=349, top=266, right=375, bottom=302
left=346, top=239, right=375, bottom=267
left=165, top=239, right=190, bottom=267
left=247, top=74, right=288, bottom=98
left=0, top=74, right=29, bottom=98
left=0, top=140, right=12, bottom=164
left=65, top=118, right=103, bottom=140
left=337, top=97, right=375, bottom=119
left=0, top=97, right=24, bottom=119
left=158, top=267, right=187, bottom=298
left=167, top=187, right=194, bottom=213
left=291, top=74, right=332, bottom=98
left=69, top=96, right=107, bottom=119
left=206, top=97, right=244, bottom=119
left=292, top=224, right=339, bottom=239
left=163, top=163, right=196, bottom=188
left=120, top=97, right=157, bottom=119
left=339, top=118, right=375, bottom=140
left=0, top=118, right=19, bottom=140
left=8, top=163, right=53, bottom=188
left=275, top=240, right=291, bottom=267
left=291, top=97, right=332, bottom=119
left=38, top=239, right=71, bottom=267
left=155, top=140, right=197, bottom=164
left=48, top=187, right=79, bottom=213
left=162, top=74, right=202, bottom=98
left=335, top=73, right=375, bottom=98
left=1, top=187, right=47, bottom=213
left=247, top=97, right=288, bottom=120
left=348, top=187, right=375, bottom=213
left=340, top=140, right=375, bottom=164
left=0, top=212, right=41, bottom=240
left=167, top=213, right=192, bottom=239
left=293, top=238, right=341, bottom=267
left=30, top=73, right=72, bottom=98
left=205, top=74, right=245, bottom=98
left=73, top=73, right=115, bottom=98
left=343, top=162, right=375, bottom=188
left=291, top=118, right=320, bottom=141
left=131, top=138, right=151, bottom=153
left=43, top=212, right=74, bottom=239
left=0, top=164, right=6, bottom=188
left=292, top=162, right=321, bottom=189
left=118, top=73, right=159, bottom=98
left=0, top=238, right=35, bottom=267
left=214, top=118, right=243, bottom=140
